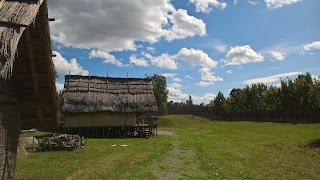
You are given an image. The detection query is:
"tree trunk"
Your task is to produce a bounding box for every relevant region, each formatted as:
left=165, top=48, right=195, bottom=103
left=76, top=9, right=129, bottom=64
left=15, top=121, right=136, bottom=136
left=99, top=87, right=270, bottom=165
left=0, top=102, right=20, bottom=180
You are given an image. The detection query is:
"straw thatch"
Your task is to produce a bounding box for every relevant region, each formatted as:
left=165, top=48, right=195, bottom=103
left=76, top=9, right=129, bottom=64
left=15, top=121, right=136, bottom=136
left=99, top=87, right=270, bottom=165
left=0, top=0, right=44, bottom=79
left=62, top=75, right=158, bottom=114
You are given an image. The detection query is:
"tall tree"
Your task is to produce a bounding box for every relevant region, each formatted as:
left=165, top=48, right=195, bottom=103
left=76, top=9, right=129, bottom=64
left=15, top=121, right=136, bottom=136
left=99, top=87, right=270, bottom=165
left=150, top=74, right=168, bottom=115
left=212, top=91, right=226, bottom=118
left=186, top=95, right=193, bottom=106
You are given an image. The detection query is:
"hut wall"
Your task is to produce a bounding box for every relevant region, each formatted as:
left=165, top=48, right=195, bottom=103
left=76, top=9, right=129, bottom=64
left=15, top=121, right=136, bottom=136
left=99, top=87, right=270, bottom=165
left=0, top=81, right=20, bottom=180
left=64, top=112, right=136, bottom=127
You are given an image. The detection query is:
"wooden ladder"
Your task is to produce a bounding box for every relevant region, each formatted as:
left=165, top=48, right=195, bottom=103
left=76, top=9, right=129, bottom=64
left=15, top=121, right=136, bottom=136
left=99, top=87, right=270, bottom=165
left=141, top=127, right=150, bottom=139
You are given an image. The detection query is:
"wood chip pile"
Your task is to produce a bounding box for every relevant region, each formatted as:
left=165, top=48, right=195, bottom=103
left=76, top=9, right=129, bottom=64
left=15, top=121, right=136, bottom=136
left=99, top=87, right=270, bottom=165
left=38, top=134, right=85, bottom=151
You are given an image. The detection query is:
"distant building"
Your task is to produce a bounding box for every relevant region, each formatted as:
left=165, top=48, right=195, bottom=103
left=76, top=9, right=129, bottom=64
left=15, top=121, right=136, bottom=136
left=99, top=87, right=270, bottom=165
left=62, top=75, right=158, bottom=138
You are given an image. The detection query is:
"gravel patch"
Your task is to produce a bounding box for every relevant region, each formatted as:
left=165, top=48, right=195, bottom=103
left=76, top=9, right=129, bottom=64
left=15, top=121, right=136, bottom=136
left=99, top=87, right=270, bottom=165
left=157, top=130, right=175, bottom=136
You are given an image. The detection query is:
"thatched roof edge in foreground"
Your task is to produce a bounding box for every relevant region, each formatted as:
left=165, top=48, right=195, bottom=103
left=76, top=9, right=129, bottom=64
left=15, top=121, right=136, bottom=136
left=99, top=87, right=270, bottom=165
left=0, top=0, right=44, bottom=79
left=62, top=75, right=158, bottom=113
left=0, top=0, right=57, bottom=128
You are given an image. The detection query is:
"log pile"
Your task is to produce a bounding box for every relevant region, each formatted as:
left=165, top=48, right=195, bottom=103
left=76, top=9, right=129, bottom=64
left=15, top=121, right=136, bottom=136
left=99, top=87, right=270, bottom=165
left=38, top=134, right=85, bottom=151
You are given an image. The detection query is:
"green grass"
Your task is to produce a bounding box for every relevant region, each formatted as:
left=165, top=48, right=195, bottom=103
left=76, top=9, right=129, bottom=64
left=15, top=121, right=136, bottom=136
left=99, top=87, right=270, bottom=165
left=16, top=115, right=320, bottom=179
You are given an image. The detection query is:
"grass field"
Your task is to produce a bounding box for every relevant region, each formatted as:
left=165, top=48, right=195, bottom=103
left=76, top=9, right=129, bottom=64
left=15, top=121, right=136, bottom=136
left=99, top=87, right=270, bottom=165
left=16, top=115, right=320, bottom=179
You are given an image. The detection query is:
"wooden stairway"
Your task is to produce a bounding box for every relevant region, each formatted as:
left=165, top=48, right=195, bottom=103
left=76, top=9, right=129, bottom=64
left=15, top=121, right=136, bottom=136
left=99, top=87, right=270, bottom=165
left=141, top=127, right=150, bottom=139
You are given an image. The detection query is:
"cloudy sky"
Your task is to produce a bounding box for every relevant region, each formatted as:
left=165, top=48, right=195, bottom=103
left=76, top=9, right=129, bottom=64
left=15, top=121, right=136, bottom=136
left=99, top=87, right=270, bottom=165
left=50, top=0, right=319, bottom=104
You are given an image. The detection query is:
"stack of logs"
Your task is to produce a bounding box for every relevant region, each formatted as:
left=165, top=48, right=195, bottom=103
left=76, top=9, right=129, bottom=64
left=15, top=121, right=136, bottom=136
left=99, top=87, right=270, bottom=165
left=38, top=134, right=85, bottom=151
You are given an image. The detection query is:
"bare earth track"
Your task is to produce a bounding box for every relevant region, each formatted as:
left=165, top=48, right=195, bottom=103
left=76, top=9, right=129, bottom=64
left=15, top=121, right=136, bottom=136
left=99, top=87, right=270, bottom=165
left=152, top=131, right=207, bottom=179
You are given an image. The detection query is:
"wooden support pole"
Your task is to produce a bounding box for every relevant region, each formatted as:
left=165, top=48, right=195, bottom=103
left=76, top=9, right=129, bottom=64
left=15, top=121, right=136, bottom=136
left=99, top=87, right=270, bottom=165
left=25, top=28, right=44, bottom=126
left=25, top=29, right=39, bottom=97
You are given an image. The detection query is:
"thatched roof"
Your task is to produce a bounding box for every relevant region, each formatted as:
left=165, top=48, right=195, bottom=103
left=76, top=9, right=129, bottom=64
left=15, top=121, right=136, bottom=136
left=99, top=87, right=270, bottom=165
left=0, top=0, right=57, bottom=128
left=62, top=75, right=158, bottom=114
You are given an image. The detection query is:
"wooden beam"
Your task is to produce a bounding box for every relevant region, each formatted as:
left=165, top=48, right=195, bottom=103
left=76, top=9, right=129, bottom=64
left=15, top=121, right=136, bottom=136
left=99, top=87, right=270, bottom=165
left=0, top=20, right=28, bottom=27
left=21, top=100, right=42, bottom=107
left=15, top=72, right=49, bottom=78
left=24, top=28, right=44, bottom=126
left=25, top=29, right=39, bottom=97
left=20, top=118, right=37, bottom=123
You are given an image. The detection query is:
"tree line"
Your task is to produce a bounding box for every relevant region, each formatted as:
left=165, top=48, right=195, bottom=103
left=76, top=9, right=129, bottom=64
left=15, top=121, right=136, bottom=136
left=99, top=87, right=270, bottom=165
left=167, top=73, right=320, bottom=123
left=56, top=73, right=319, bottom=123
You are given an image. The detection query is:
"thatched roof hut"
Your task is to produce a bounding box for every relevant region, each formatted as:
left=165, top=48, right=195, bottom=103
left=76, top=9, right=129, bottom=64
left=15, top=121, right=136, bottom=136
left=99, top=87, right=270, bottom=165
left=62, top=75, right=157, bottom=114
left=62, top=75, right=157, bottom=129
left=0, top=0, right=56, bottom=178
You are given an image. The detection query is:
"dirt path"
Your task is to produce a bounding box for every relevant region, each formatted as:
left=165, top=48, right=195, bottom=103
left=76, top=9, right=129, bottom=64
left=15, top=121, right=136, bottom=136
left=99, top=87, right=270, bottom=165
left=151, top=135, right=204, bottom=179
left=157, top=130, right=175, bottom=136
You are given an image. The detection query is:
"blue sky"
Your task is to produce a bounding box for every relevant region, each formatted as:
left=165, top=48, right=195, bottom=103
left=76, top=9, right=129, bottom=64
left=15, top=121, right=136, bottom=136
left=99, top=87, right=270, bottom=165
left=49, top=0, right=320, bottom=104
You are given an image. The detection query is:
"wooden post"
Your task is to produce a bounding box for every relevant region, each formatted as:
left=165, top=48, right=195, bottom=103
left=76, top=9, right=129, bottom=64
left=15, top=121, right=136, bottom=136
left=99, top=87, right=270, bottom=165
left=88, top=76, right=90, bottom=91
left=140, top=127, right=142, bottom=138
left=125, top=114, right=127, bottom=138
left=25, top=28, right=44, bottom=127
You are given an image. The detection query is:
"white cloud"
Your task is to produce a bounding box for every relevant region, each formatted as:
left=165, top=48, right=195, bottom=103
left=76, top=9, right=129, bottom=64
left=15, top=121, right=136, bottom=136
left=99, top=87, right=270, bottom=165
left=161, top=73, right=177, bottom=78
left=212, top=40, right=229, bottom=53
left=55, top=82, right=64, bottom=92
left=189, top=0, right=227, bottom=13
left=265, top=0, right=301, bottom=9
left=225, top=45, right=264, bottom=65
left=267, top=67, right=280, bottom=71
left=176, top=48, right=218, bottom=67
left=197, top=81, right=212, bottom=87
left=167, top=86, right=189, bottom=102
left=303, top=41, right=320, bottom=51
left=186, top=75, right=194, bottom=79
left=143, top=47, right=217, bottom=69
left=165, top=9, right=206, bottom=41
left=259, top=42, right=303, bottom=57
left=226, top=70, right=233, bottom=74
left=269, top=50, right=286, bottom=61
left=168, top=82, right=182, bottom=88
left=49, top=0, right=205, bottom=52
left=248, top=0, right=259, bottom=6
left=129, top=55, right=149, bottom=67
left=53, top=51, right=89, bottom=76
left=146, top=47, right=155, bottom=52
left=167, top=86, right=215, bottom=104
left=146, top=53, right=178, bottom=70
left=194, top=93, right=216, bottom=104
left=234, top=0, right=239, bottom=5
left=89, top=50, right=123, bottom=67
left=197, top=67, right=223, bottom=86
left=173, top=78, right=182, bottom=82
left=312, top=75, right=320, bottom=81
left=243, top=71, right=302, bottom=84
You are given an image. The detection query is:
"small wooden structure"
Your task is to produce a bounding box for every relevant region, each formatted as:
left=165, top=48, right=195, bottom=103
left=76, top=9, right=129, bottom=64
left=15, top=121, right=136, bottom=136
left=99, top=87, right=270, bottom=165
left=0, top=0, right=56, bottom=179
left=62, top=75, right=158, bottom=138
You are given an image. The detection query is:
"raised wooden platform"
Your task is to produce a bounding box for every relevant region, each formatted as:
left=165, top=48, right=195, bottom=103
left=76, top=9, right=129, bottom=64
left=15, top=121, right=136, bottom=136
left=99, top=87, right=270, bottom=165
left=64, top=124, right=158, bottom=139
